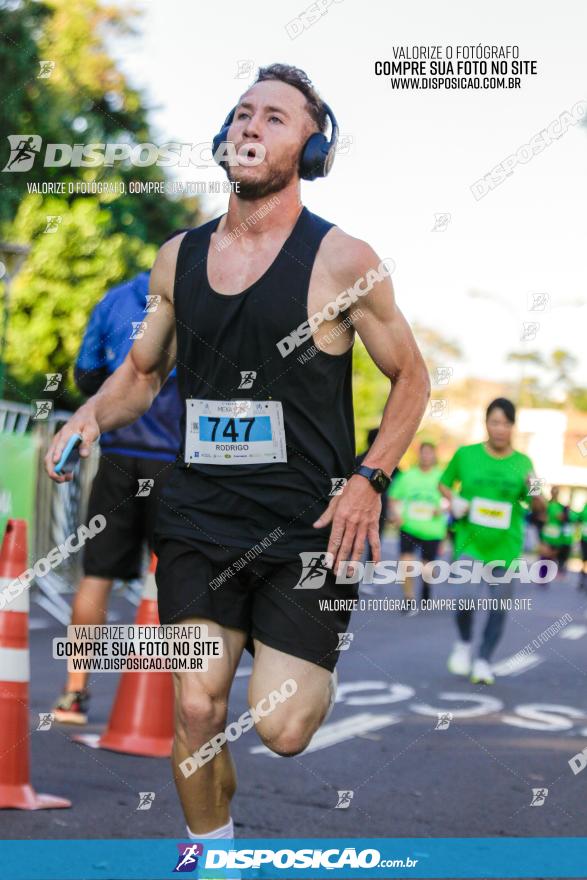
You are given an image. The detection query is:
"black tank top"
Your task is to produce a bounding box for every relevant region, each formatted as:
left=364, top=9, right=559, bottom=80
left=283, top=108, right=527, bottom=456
left=155, top=206, right=356, bottom=558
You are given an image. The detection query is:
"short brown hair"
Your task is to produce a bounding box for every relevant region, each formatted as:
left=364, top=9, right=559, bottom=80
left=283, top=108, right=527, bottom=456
left=254, top=64, right=327, bottom=133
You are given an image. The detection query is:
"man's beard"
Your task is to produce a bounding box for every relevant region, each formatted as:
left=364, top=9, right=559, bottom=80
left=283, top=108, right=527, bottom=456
left=226, top=152, right=298, bottom=201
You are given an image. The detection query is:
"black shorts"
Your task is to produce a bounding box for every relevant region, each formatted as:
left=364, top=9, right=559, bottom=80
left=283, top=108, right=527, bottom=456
left=399, top=530, right=440, bottom=562
left=582, top=539, right=587, bottom=563
left=83, top=452, right=173, bottom=580
left=155, top=539, right=358, bottom=672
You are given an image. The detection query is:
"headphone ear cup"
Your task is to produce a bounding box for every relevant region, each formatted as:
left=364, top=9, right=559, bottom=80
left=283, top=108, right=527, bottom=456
left=212, top=126, right=230, bottom=164
left=299, top=132, right=331, bottom=181
left=212, top=125, right=230, bottom=170
left=212, top=108, right=236, bottom=168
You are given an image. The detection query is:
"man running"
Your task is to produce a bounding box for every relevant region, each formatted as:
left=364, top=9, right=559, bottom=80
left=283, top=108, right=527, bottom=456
left=46, top=64, right=430, bottom=840
left=439, top=398, right=546, bottom=685
left=389, top=440, right=446, bottom=608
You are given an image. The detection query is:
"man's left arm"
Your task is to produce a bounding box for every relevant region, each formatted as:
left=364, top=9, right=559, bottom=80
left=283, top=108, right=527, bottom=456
left=313, top=237, right=430, bottom=574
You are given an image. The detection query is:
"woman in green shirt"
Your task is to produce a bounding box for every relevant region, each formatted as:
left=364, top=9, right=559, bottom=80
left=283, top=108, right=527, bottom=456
left=439, top=398, right=546, bottom=685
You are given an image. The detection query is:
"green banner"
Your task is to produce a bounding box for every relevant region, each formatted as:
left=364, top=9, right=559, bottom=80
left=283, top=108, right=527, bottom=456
left=0, top=432, right=37, bottom=553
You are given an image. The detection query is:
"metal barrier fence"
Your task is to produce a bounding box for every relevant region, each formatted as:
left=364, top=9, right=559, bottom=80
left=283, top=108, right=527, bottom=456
left=0, top=399, right=100, bottom=621
left=0, top=400, right=31, bottom=435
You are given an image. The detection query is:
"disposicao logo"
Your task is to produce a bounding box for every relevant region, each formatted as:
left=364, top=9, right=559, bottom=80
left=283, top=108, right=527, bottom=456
left=173, top=842, right=203, bottom=873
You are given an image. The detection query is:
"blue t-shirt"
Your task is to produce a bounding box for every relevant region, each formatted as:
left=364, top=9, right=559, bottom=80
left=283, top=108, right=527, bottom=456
left=76, top=272, right=182, bottom=461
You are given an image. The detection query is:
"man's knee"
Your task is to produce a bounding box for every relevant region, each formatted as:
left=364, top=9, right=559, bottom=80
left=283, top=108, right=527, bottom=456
left=176, top=687, right=227, bottom=748
left=256, top=713, right=316, bottom=758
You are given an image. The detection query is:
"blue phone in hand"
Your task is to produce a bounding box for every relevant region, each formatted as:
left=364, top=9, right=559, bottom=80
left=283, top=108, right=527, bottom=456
left=54, top=433, right=82, bottom=475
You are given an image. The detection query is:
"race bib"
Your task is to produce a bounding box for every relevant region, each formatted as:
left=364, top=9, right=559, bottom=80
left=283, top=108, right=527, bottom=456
left=185, top=399, right=287, bottom=465
left=468, top=497, right=512, bottom=530
left=406, top=501, right=436, bottom=521
left=543, top=524, right=561, bottom=539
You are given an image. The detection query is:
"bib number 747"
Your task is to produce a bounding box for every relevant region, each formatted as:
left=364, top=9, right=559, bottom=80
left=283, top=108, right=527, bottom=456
left=205, top=416, right=256, bottom=443
left=185, top=399, right=287, bottom=465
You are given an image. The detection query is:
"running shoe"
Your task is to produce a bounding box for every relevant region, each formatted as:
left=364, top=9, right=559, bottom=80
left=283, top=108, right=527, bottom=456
left=403, top=606, right=419, bottom=618
left=52, top=689, right=90, bottom=724
left=447, top=641, right=472, bottom=676
left=470, top=658, right=495, bottom=685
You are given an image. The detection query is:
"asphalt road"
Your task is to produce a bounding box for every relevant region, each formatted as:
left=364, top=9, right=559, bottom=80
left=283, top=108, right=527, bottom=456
left=3, top=538, right=587, bottom=853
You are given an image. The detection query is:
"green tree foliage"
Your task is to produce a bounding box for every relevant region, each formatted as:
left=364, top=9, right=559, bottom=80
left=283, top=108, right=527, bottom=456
left=5, top=193, right=155, bottom=406
left=0, top=0, right=200, bottom=403
left=0, top=0, right=195, bottom=240
left=352, top=337, right=390, bottom=452
left=506, top=349, right=586, bottom=409
left=0, top=1, right=54, bottom=225
left=352, top=323, right=460, bottom=452
left=411, top=321, right=462, bottom=374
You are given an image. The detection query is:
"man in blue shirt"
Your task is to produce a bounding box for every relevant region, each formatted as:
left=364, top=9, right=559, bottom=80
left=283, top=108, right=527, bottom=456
left=53, top=245, right=184, bottom=724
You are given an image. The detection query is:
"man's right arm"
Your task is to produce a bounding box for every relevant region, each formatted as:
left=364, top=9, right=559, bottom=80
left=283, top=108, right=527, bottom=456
left=45, top=234, right=185, bottom=482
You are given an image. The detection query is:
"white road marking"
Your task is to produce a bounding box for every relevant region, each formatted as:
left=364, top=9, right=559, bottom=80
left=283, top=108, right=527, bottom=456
left=250, top=712, right=400, bottom=757
left=411, top=692, right=502, bottom=719
left=559, top=625, right=587, bottom=640
left=492, top=652, right=544, bottom=677
left=336, top=680, right=415, bottom=705
left=502, top=704, right=586, bottom=732
left=72, top=733, right=101, bottom=748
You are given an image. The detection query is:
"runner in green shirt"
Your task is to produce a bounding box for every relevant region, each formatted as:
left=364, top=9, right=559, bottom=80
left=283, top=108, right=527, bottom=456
left=575, top=503, right=587, bottom=591
left=539, top=487, right=573, bottom=574
left=390, top=441, right=447, bottom=609
left=439, top=398, right=546, bottom=685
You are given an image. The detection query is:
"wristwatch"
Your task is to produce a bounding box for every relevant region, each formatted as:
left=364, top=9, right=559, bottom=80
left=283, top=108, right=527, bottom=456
left=355, top=464, right=391, bottom=494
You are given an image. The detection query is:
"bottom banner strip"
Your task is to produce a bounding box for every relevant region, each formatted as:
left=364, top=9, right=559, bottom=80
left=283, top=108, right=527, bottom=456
left=1, top=837, right=586, bottom=879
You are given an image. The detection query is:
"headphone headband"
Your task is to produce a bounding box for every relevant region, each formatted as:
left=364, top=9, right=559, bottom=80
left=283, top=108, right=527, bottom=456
left=211, top=102, right=338, bottom=181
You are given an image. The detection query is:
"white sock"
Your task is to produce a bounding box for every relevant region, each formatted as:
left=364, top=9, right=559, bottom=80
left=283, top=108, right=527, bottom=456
left=186, top=817, right=234, bottom=840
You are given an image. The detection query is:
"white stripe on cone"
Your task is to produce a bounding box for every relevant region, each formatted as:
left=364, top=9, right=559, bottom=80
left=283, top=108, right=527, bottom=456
left=0, top=577, right=30, bottom=613
left=0, top=647, right=30, bottom=683
left=143, top=572, right=157, bottom=601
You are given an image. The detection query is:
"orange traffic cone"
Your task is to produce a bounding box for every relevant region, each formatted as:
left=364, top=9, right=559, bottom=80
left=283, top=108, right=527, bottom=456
left=0, top=519, right=71, bottom=809
left=74, top=554, right=174, bottom=757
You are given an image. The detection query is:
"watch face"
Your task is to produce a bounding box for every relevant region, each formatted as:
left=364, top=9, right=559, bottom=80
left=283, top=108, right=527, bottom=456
left=372, top=469, right=389, bottom=493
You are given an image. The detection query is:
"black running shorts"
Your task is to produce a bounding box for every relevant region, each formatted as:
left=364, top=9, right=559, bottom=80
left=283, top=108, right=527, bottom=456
left=155, top=539, right=358, bottom=672
left=399, top=530, right=441, bottom=562
left=83, top=452, right=173, bottom=580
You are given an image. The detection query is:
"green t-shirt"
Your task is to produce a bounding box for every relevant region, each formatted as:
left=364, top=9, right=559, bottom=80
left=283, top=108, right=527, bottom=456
left=541, top=500, right=572, bottom=546
left=390, top=465, right=446, bottom=540
left=567, top=506, right=585, bottom=542
left=440, top=442, right=534, bottom=566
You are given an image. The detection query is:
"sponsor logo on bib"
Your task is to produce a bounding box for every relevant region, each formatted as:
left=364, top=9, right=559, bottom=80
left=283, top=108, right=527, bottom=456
left=468, top=497, right=512, bottom=530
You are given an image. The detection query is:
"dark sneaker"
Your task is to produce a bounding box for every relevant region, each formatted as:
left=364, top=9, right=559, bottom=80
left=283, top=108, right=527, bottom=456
left=52, top=690, right=90, bottom=725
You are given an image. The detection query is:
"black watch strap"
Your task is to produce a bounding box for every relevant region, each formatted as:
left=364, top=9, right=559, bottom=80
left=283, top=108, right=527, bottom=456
left=355, top=464, right=391, bottom=493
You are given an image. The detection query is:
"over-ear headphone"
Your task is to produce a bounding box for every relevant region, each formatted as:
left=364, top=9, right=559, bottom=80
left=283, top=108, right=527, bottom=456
left=211, top=102, right=339, bottom=181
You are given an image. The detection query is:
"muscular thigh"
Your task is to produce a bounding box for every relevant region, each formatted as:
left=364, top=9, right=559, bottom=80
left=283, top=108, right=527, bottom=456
left=248, top=640, right=331, bottom=727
